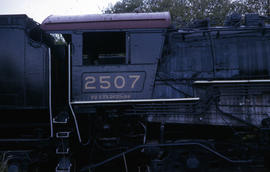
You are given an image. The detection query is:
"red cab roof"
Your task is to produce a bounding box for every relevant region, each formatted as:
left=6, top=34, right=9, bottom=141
left=41, top=12, right=171, bottom=31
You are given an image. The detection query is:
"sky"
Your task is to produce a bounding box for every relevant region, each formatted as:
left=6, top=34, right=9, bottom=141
left=1, top=0, right=119, bottom=23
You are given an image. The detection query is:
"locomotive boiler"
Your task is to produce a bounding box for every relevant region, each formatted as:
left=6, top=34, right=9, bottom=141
left=1, top=12, right=270, bottom=172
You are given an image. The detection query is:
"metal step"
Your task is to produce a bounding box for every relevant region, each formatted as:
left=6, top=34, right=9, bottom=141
left=56, top=132, right=71, bottom=139
left=53, top=118, right=68, bottom=124
left=56, top=158, right=72, bottom=172
left=53, top=112, right=69, bottom=124
left=55, top=169, right=70, bottom=172
left=56, top=147, right=70, bottom=155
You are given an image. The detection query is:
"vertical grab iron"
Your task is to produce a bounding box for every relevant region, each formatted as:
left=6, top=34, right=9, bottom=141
left=48, top=48, right=54, bottom=138
left=68, top=44, right=82, bottom=143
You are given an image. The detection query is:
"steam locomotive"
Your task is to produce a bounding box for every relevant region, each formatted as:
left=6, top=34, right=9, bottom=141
left=0, top=12, right=270, bottom=172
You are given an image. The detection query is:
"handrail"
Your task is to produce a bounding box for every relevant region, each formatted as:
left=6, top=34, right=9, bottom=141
left=68, top=44, right=82, bottom=143
left=71, top=97, right=200, bottom=105
left=194, top=79, right=270, bottom=84
left=48, top=48, right=53, bottom=138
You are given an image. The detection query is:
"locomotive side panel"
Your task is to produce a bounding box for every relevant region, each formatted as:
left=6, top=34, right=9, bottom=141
left=129, top=32, right=165, bottom=64
left=214, top=31, right=270, bottom=78
left=157, top=29, right=270, bottom=82
left=152, top=27, right=270, bottom=126
left=155, top=28, right=270, bottom=100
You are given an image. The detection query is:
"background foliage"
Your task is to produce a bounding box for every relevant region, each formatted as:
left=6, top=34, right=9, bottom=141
left=104, top=0, right=270, bottom=26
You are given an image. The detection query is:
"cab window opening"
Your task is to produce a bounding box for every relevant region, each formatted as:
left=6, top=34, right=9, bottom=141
left=83, top=32, right=126, bottom=65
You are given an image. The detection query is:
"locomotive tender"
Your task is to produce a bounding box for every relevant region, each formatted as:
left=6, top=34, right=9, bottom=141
left=1, top=12, right=270, bottom=171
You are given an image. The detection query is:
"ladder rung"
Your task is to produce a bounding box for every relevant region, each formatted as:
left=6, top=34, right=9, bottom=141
left=53, top=117, right=68, bottom=124
left=56, top=148, right=70, bottom=155
left=56, top=167, right=71, bottom=172
left=53, top=111, right=69, bottom=124
left=56, top=169, right=70, bottom=172
left=56, top=165, right=71, bottom=172
left=56, top=132, right=71, bottom=138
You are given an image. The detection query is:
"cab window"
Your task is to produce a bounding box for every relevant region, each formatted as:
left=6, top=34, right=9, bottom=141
left=83, top=32, right=126, bottom=65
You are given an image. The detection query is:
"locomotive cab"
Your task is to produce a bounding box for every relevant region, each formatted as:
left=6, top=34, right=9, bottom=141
left=41, top=12, right=171, bottom=102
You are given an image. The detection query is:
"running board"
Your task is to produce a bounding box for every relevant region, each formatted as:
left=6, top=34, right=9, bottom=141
left=194, top=79, right=270, bottom=85
left=71, top=97, right=200, bottom=105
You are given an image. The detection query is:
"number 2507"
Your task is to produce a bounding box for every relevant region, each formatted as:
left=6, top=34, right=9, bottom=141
left=84, top=75, right=141, bottom=90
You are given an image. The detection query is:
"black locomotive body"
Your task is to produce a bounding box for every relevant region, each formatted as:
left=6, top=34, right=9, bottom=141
left=1, top=12, right=270, bottom=171
left=0, top=15, right=65, bottom=171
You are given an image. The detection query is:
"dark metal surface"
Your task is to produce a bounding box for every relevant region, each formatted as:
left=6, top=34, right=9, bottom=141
left=0, top=15, right=49, bottom=109
left=158, top=27, right=270, bottom=81
left=81, top=141, right=252, bottom=171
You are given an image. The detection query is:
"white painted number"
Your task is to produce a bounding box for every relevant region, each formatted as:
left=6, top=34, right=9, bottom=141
left=114, top=76, right=125, bottom=89
left=85, top=76, right=96, bottom=89
left=100, top=76, right=111, bottom=89
left=129, top=75, right=140, bottom=88
left=84, top=74, right=141, bottom=90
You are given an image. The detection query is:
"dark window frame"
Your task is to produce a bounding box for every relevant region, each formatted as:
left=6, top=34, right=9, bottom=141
left=82, top=31, right=127, bottom=65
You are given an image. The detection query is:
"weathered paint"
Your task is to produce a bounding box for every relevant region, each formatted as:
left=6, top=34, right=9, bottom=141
left=41, top=12, right=171, bottom=31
